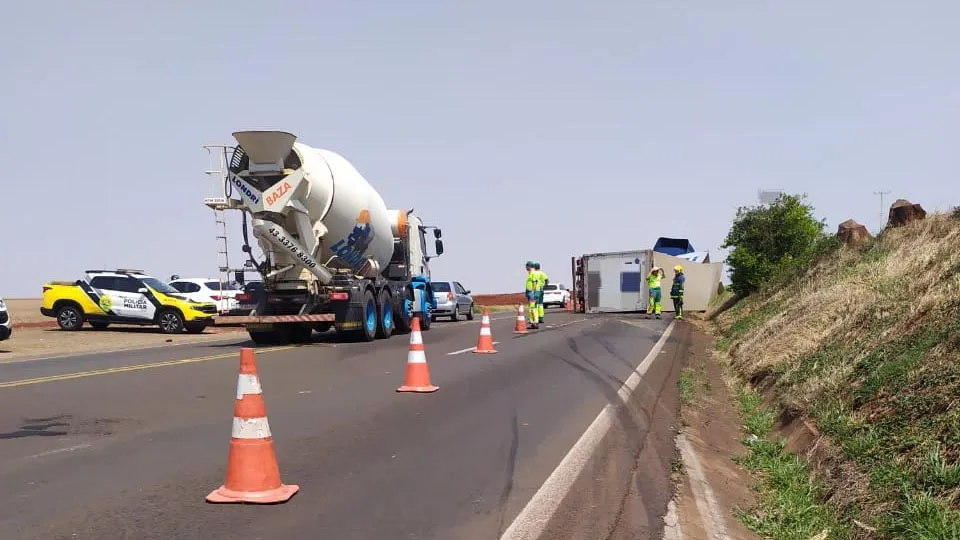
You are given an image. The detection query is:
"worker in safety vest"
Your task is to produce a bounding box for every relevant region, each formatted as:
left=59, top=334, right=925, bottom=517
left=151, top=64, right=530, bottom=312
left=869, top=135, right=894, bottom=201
left=670, top=265, right=686, bottom=320
left=533, top=261, right=548, bottom=325
left=525, top=261, right=541, bottom=329
left=647, top=266, right=664, bottom=319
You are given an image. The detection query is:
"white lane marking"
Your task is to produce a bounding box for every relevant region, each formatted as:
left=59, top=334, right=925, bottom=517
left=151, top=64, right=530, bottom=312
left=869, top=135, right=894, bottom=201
left=499, top=320, right=676, bottom=540
left=678, top=433, right=730, bottom=539
left=446, top=342, right=501, bottom=355
left=26, top=443, right=92, bottom=460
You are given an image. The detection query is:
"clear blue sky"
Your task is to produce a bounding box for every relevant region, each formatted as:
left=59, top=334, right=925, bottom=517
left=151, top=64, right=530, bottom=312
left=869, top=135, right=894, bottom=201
left=2, top=1, right=958, bottom=298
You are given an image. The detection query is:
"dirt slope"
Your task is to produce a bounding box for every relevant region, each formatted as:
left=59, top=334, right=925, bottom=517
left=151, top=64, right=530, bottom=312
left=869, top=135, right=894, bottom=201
left=710, top=212, right=960, bottom=538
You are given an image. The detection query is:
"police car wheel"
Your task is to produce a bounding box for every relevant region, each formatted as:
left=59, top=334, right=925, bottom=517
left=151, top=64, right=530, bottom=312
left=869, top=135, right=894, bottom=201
left=56, top=305, right=84, bottom=331
left=158, top=309, right=185, bottom=334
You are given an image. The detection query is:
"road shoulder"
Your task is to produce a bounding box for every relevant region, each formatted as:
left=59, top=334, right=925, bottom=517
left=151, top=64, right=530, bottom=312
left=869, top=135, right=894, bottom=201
left=664, top=323, right=758, bottom=540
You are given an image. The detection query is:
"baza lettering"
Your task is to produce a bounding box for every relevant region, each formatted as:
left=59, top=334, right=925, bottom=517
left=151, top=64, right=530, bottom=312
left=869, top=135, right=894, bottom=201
left=265, top=181, right=292, bottom=206
left=232, top=177, right=260, bottom=204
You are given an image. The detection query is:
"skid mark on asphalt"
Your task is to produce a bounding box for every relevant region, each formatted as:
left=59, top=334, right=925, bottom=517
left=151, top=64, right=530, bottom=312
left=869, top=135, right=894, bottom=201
left=500, top=320, right=676, bottom=540
left=496, top=410, right=521, bottom=537
left=604, top=327, right=686, bottom=540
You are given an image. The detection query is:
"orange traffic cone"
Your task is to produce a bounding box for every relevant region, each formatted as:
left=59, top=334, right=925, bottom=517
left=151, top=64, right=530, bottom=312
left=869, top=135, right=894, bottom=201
left=514, top=303, right=528, bottom=334
left=206, top=348, right=299, bottom=504
left=565, top=296, right=573, bottom=311
left=472, top=307, right=498, bottom=354
left=397, top=316, right=439, bottom=393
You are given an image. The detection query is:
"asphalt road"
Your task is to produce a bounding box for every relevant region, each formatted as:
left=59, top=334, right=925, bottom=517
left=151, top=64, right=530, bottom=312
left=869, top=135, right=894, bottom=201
left=0, top=309, right=686, bottom=540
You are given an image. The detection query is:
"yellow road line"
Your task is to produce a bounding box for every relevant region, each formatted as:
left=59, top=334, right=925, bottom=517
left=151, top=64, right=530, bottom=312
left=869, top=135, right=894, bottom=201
left=0, top=345, right=299, bottom=389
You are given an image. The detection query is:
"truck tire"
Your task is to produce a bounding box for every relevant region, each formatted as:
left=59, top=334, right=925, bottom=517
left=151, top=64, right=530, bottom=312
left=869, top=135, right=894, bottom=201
left=184, top=323, right=207, bottom=334
left=376, top=289, right=394, bottom=339
left=56, top=305, right=84, bottom=331
left=249, top=330, right=277, bottom=345
left=289, top=325, right=313, bottom=344
left=419, top=302, right=432, bottom=331
left=394, top=288, right=414, bottom=335
left=356, top=289, right=378, bottom=342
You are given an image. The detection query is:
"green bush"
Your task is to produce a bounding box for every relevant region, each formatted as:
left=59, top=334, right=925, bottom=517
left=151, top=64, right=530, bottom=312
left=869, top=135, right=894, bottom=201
left=721, top=193, right=830, bottom=295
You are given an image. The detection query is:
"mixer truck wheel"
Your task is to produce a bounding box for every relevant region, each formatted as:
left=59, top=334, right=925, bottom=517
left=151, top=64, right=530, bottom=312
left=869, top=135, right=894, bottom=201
left=376, top=289, right=394, bottom=339
left=394, top=288, right=414, bottom=334
left=355, top=289, right=378, bottom=342
left=288, top=325, right=313, bottom=344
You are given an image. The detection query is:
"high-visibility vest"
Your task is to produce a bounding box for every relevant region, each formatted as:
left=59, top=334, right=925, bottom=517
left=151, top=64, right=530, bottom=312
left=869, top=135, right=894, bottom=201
left=536, top=270, right=548, bottom=290
left=526, top=272, right=538, bottom=292
left=648, top=273, right=662, bottom=289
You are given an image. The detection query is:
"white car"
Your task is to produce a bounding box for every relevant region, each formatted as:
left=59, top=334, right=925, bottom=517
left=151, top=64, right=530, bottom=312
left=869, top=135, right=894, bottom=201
left=168, top=277, right=243, bottom=315
left=0, top=297, right=11, bottom=341
left=543, top=283, right=571, bottom=308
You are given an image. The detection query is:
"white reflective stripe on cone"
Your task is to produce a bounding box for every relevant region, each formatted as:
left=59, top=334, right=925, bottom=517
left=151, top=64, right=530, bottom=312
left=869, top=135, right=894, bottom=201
left=480, top=327, right=491, bottom=336
left=407, top=350, right=427, bottom=364
left=236, top=374, right=262, bottom=400
left=232, top=416, right=272, bottom=439
left=410, top=331, right=423, bottom=345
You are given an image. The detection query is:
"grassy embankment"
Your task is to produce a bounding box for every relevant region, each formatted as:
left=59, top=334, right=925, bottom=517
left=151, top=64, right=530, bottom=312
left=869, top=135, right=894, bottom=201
left=705, top=212, right=960, bottom=539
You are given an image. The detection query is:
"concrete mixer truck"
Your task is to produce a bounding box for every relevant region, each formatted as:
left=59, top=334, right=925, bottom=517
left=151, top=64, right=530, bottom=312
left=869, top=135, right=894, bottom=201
left=210, top=130, right=445, bottom=345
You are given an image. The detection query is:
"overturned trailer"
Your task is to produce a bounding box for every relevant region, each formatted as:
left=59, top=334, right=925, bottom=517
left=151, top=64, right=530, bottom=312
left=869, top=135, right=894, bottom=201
left=571, top=248, right=724, bottom=314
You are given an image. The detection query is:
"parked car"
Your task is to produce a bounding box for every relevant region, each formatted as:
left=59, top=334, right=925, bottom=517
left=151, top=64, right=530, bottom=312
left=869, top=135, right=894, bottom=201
left=40, top=269, right=217, bottom=333
left=0, top=297, right=11, bottom=341
left=430, top=280, right=474, bottom=321
left=234, top=281, right=263, bottom=314
left=543, top=283, right=571, bottom=308
left=168, top=277, right=245, bottom=315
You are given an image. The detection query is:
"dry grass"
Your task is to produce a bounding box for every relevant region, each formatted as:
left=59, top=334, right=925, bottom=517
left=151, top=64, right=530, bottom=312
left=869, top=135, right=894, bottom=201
left=713, top=213, right=960, bottom=537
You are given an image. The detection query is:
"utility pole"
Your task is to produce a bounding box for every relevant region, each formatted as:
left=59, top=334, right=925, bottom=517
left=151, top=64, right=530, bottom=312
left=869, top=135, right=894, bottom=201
left=873, top=190, right=891, bottom=232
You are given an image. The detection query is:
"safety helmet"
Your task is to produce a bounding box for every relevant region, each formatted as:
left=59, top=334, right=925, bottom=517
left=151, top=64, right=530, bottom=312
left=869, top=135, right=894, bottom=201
left=675, top=265, right=684, bottom=273
left=533, top=262, right=541, bottom=270
left=525, top=260, right=534, bottom=269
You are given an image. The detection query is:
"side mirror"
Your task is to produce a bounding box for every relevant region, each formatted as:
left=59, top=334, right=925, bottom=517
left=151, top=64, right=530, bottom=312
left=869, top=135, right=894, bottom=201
left=464, top=290, right=471, bottom=295
left=435, top=239, right=444, bottom=255
left=433, top=228, right=442, bottom=239
left=137, top=287, right=148, bottom=294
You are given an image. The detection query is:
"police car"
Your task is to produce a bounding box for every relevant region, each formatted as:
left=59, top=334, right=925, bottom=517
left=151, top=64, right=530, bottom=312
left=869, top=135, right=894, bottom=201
left=41, top=269, right=218, bottom=334
left=0, top=297, right=11, bottom=341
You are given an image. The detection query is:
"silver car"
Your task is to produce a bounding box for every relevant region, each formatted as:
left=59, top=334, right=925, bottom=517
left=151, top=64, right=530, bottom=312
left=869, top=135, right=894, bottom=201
left=431, top=280, right=474, bottom=321
left=0, top=298, right=11, bottom=341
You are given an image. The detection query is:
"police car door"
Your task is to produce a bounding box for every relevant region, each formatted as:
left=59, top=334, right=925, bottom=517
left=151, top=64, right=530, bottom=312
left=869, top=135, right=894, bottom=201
left=113, top=276, right=155, bottom=321
left=88, top=276, right=124, bottom=317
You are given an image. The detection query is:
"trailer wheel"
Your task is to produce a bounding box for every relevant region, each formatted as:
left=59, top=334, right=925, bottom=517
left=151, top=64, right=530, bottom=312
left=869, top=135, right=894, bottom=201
left=356, top=289, right=377, bottom=342
left=376, top=289, right=394, bottom=339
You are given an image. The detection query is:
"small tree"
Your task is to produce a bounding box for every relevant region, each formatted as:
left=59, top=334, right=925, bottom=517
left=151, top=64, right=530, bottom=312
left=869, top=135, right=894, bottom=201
left=721, top=193, right=828, bottom=295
